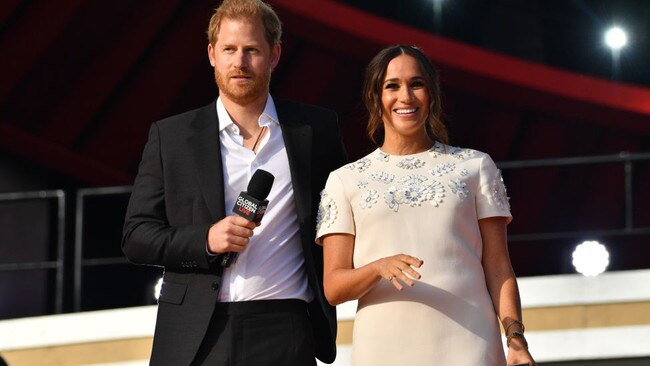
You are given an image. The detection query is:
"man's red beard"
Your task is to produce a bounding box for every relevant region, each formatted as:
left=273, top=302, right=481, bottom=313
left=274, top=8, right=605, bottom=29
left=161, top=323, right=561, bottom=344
left=215, top=67, right=271, bottom=105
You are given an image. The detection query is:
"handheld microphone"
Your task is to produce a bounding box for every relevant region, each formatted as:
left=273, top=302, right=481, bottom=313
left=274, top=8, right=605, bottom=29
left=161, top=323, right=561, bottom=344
left=221, top=169, right=275, bottom=267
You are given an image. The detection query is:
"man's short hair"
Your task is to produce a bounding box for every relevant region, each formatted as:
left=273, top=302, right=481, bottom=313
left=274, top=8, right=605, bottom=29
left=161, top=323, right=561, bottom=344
left=207, top=0, right=282, bottom=47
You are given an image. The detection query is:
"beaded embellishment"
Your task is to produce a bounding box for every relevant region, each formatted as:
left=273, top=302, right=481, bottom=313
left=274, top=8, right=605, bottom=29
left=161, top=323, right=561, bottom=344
left=384, top=187, right=400, bottom=212
left=448, top=178, right=470, bottom=200
left=369, top=171, right=395, bottom=184
left=376, top=151, right=390, bottom=162
left=360, top=190, right=379, bottom=209
left=490, top=170, right=510, bottom=210
left=316, top=190, right=338, bottom=232
left=428, top=180, right=445, bottom=207
left=382, top=175, right=445, bottom=211
left=432, top=142, right=475, bottom=161
left=397, top=157, right=425, bottom=170
left=344, top=157, right=372, bottom=173
left=431, top=162, right=456, bottom=177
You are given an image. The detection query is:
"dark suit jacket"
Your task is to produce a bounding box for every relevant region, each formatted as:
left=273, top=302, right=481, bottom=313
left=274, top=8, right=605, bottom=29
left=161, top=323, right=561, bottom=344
left=122, top=99, right=347, bottom=365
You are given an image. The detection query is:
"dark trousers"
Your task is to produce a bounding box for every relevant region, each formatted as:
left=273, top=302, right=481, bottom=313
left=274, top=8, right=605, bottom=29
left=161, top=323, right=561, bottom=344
left=191, top=299, right=316, bottom=366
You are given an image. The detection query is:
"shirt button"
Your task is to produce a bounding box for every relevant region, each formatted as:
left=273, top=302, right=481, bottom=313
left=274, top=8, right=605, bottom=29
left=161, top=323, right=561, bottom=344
left=211, top=281, right=220, bottom=291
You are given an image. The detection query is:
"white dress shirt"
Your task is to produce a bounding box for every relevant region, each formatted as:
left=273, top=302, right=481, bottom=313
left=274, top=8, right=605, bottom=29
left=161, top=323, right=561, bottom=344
left=215, top=95, right=313, bottom=303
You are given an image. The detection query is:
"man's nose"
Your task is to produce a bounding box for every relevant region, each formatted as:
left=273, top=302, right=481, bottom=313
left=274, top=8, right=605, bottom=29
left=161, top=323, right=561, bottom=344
left=233, top=50, right=248, bottom=68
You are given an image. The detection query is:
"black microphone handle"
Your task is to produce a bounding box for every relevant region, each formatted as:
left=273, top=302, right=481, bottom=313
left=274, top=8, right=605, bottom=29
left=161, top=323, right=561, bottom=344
left=221, top=169, right=274, bottom=268
left=221, top=251, right=237, bottom=267
left=222, top=197, right=269, bottom=267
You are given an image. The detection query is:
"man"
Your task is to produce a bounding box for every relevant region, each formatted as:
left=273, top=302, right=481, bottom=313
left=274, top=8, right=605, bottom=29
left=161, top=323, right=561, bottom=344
left=121, top=1, right=346, bottom=365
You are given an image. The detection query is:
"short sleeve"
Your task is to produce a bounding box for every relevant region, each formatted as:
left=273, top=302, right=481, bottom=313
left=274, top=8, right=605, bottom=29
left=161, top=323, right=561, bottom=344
left=315, top=171, right=355, bottom=245
left=476, top=153, right=512, bottom=223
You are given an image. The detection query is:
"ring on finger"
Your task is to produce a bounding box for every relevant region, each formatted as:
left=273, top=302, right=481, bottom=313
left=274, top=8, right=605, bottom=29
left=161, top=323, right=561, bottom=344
left=386, top=276, right=393, bottom=281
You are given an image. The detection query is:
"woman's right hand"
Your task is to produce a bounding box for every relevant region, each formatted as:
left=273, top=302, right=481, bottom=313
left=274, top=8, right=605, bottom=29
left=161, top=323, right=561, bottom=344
left=374, top=254, right=424, bottom=290
left=323, top=234, right=424, bottom=305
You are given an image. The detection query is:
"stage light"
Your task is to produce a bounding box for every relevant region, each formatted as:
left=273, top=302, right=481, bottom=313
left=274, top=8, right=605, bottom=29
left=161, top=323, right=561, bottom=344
left=572, top=240, right=609, bottom=276
left=604, top=26, right=627, bottom=50
left=431, top=0, right=445, bottom=32
left=153, top=277, right=163, bottom=300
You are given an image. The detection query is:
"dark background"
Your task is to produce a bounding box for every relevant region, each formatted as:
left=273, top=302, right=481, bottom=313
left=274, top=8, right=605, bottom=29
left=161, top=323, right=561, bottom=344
left=1, top=0, right=649, bottom=320
left=341, top=0, right=650, bottom=87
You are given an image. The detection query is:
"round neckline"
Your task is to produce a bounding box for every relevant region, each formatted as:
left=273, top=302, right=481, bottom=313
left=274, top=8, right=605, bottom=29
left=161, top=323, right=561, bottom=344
left=377, top=145, right=436, bottom=158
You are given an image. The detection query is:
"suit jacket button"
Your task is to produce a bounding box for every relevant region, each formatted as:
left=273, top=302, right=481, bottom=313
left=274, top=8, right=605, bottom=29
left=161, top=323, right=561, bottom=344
left=211, top=282, right=220, bottom=291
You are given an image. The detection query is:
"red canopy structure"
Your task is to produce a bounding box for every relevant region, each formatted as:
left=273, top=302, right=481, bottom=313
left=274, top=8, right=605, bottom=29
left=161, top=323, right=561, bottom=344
left=0, top=0, right=649, bottom=276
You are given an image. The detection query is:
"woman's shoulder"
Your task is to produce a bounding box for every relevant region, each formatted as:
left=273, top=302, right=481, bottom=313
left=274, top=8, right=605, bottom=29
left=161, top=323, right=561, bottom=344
left=332, top=149, right=381, bottom=176
left=431, top=141, right=490, bottom=161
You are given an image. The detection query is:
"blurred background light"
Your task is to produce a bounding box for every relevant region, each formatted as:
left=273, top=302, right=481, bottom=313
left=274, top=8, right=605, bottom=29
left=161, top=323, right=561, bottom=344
left=153, top=277, right=163, bottom=300
left=604, top=26, right=628, bottom=50
left=572, top=240, right=610, bottom=276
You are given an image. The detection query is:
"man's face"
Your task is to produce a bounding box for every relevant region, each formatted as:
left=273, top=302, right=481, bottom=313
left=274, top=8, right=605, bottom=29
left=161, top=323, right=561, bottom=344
left=208, top=17, right=281, bottom=106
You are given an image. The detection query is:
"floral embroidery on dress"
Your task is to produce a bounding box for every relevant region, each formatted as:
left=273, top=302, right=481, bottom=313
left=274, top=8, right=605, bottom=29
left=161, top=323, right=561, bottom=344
left=449, top=147, right=475, bottom=160
left=316, top=190, right=338, bottom=232
left=401, top=174, right=428, bottom=186
left=432, top=142, right=474, bottom=161
left=399, top=184, right=428, bottom=206
left=429, top=180, right=445, bottom=207
left=384, top=186, right=400, bottom=212
left=360, top=190, right=379, bottom=209
left=376, top=151, right=390, bottom=162
left=490, top=170, right=510, bottom=210
left=448, top=178, right=469, bottom=200
left=382, top=175, right=444, bottom=210
left=396, top=174, right=432, bottom=207
left=356, top=158, right=372, bottom=172
left=430, top=162, right=456, bottom=177
left=432, top=141, right=446, bottom=154
left=344, top=157, right=372, bottom=173
left=369, top=171, right=395, bottom=184
left=459, top=169, right=470, bottom=177
left=397, top=157, right=425, bottom=170
left=357, top=181, right=368, bottom=189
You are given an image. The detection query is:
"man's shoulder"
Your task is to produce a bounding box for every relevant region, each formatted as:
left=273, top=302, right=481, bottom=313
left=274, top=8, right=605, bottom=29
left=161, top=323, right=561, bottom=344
left=156, top=102, right=215, bottom=129
left=275, top=99, right=337, bottom=121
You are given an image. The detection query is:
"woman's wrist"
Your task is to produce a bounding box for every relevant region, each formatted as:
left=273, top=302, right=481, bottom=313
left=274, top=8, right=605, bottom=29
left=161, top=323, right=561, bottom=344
left=507, top=331, right=528, bottom=349
left=370, top=261, right=382, bottom=280
left=502, top=318, right=528, bottom=350
left=503, top=318, right=525, bottom=335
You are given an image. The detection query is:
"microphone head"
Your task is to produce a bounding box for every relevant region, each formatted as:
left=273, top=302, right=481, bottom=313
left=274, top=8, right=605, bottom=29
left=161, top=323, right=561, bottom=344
left=247, top=169, right=275, bottom=200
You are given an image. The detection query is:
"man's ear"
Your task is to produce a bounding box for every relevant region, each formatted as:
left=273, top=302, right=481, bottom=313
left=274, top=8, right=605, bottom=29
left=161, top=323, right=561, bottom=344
left=207, top=43, right=216, bottom=67
left=270, top=44, right=281, bottom=70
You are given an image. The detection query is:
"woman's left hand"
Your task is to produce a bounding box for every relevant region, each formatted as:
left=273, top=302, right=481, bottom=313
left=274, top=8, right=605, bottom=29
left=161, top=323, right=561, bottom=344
left=373, top=254, right=423, bottom=291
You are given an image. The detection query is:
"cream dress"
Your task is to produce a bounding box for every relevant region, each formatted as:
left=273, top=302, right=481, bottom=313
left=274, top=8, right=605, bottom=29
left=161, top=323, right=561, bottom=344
left=316, top=142, right=511, bottom=365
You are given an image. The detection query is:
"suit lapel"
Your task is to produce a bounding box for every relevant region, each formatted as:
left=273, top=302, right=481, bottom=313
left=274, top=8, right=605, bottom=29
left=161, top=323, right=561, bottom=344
left=277, top=101, right=312, bottom=222
left=185, top=100, right=312, bottom=223
left=188, top=102, right=226, bottom=221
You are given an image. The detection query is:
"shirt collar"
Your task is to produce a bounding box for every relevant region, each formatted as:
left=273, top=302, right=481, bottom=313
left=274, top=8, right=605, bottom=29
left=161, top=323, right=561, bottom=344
left=216, top=95, right=279, bottom=133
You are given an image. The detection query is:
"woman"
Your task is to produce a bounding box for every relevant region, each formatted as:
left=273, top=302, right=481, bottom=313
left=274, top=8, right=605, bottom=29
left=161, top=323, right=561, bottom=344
left=316, top=45, right=536, bottom=365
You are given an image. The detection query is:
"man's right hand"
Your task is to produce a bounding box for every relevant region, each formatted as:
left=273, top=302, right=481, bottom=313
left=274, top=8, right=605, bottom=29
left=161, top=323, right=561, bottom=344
left=207, top=216, right=257, bottom=254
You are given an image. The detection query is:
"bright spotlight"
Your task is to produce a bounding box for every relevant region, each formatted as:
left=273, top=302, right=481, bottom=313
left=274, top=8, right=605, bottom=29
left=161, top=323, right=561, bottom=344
left=572, top=240, right=609, bottom=276
left=604, top=26, right=627, bottom=50
left=153, top=277, right=163, bottom=300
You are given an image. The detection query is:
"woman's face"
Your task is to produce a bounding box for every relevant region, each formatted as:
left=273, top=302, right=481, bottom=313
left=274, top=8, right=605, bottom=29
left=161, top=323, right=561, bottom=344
left=380, top=54, right=430, bottom=141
